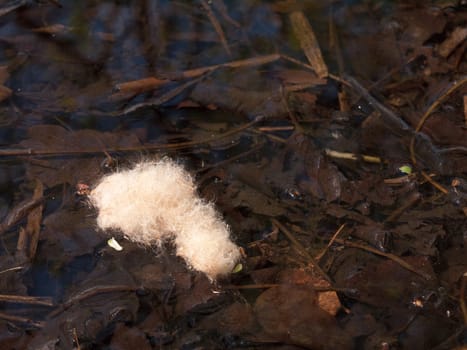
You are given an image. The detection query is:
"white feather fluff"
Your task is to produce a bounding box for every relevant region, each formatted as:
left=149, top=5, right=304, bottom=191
left=89, top=159, right=241, bottom=280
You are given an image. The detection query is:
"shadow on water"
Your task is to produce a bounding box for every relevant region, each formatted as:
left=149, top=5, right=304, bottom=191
left=0, top=0, right=466, bottom=349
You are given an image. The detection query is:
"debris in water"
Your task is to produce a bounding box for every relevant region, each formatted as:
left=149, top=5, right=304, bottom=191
left=107, top=237, right=123, bottom=251
left=89, top=159, right=241, bottom=280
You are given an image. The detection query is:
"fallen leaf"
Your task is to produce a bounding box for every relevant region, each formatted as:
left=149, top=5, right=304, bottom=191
left=254, top=284, right=351, bottom=348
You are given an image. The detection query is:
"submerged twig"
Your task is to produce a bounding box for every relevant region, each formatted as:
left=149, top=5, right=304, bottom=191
left=0, top=311, right=44, bottom=328
left=271, top=218, right=332, bottom=283
left=334, top=238, right=433, bottom=280
left=316, top=224, right=345, bottom=261
left=384, top=192, right=421, bottom=223
left=344, top=75, right=412, bottom=134
left=72, top=327, right=81, bottom=350
left=0, top=294, right=54, bottom=307
left=224, top=284, right=355, bottom=294
left=123, top=74, right=205, bottom=114
left=0, top=266, right=24, bottom=275
left=324, top=149, right=382, bottom=164
left=179, top=54, right=280, bottom=80
left=49, top=285, right=138, bottom=318
left=420, top=171, right=448, bottom=195
left=410, top=75, right=467, bottom=165
left=200, top=0, right=231, bottom=56
left=0, top=117, right=262, bottom=158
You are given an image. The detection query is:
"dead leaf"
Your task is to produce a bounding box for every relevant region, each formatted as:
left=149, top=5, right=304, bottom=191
left=289, top=11, right=328, bottom=78
left=277, top=268, right=342, bottom=316
left=254, top=284, right=351, bottom=348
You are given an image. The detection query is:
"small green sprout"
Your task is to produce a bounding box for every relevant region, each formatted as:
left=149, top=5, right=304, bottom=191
left=399, top=165, right=412, bottom=175
left=232, top=263, right=243, bottom=274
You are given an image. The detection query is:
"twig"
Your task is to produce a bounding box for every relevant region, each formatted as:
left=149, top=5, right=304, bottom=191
left=112, top=54, right=281, bottom=101
left=257, top=126, right=294, bottom=132
left=224, top=284, right=355, bottom=294
left=420, top=171, right=448, bottom=194
left=384, top=191, right=421, bottom=223
left=72, top=328, right=81, bottom=350
left=114, top=77, right=169, bottom=95
left=334, top=238, right=433, bottom=280
left=271, top=218, right=332, bottom=283
left=410, top=75, right=467, bottom=165
left=200, top=0, right=231, bottom=56
left=0, top=294, right=54, bottom=307
left=324, top=148, right=382, bottom=164
left=0, top=266, right=24, bottom=275
left=179, top=54, right=280, bottom=80
left=344, top=75, right=412, bottom=134
left=383, top=175, right=412, bottom=185
left=123, top=74, right=205, bottom=114
left=0, top=311, right=44, bottom=328
left=316, top=224, right=345, bottom=261
left=0, top=117, right=262, bottom=158
left=224, top=284, right=279, bottom=289
left=197, top=142, right=265, bottom=174
left=49, top=285, right=138, bottom=318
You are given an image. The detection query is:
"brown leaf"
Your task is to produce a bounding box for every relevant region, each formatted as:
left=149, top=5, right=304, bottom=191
left=289, top=11, right=328, bottom=78
left=277, top=268, right=342, bottom=316
left=254, top=284, right=351, bottom=348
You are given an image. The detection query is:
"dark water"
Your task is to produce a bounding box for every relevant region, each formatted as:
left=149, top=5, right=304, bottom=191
left=0, top=1, right=465, bottom=349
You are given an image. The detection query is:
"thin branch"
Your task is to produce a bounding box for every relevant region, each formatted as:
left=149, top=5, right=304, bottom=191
left=0, top=294, right=54, bottom=307
left=410, top=75, right=467, bottom=165
left=0, top=117, right=262, bottom=158
left=0, top=311, right=44, bottom=328
left=200, top=0, right=231, bottom=56
left=49, top=285, right=138, bottom=318
left=316, top=224, right=345, bottom=261
left=271, top=218, right=332, bottom=283
left=334, top=238, right=433, bottom=280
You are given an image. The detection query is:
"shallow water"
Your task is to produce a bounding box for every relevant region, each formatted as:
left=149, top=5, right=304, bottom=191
left=0, top=1, right=466, bottom=349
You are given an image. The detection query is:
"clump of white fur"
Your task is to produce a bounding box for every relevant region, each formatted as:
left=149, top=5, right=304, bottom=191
left=89, top=159, right=241, bottom=280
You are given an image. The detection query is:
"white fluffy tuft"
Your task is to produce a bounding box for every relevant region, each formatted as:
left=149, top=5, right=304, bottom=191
left=89, top=159, right=241, bottom=280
